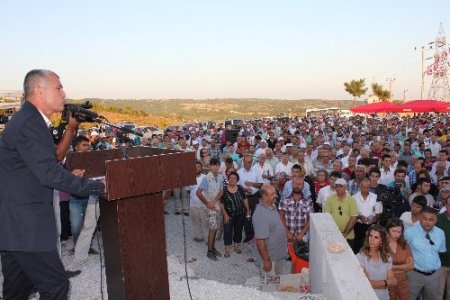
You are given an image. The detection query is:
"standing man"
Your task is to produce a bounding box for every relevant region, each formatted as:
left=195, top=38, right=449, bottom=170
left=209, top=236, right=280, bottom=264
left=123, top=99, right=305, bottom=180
left=347, top=165, right=366, bottom=196
left=437, top=200, right=450, bottom=300
left=352, top=178, right=381, bottom=253
left=275, top=152, right=294, bottom=176
left=252, top=185, right=289, bottom=276
left=323, top=178, right=358, bottom=251
left=279, top=177, right=313, bottom=243
left=253, top=152, right=274, bottom=185
left=282, top=164, right=312, bottom=199
left=173, top=137, right=192, bottom=216
left=0, top=69, right=105, bottom=299
left=405, top=206, right=446, bottom=300
left=408, top=178, right=434, bottom=207
left=265, top=148, right=279, bottom=174
left=67, top=136, right=103, bottom=272
left=189, top=161, right=208, bottom=243
left=378, top=154, right=394, bottom=186
left=238, top=154, right=264, bottom=242
left=196, top=158, right=224, bottom=260
left=432, top=150, right=450, bottom=178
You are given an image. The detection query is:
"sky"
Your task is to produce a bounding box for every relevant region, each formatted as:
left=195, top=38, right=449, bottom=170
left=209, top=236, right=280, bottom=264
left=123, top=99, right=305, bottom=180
left=1, top=0, right=450, bottom=100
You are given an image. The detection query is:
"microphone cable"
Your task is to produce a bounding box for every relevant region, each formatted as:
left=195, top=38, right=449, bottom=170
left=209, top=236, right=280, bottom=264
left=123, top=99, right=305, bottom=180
left=180, top=195, right=194, bottom=300
left=94, top=195, right=105, bottom=300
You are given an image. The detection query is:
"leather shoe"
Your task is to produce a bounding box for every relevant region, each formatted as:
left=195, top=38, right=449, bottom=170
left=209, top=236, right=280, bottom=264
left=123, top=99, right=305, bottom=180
left=65, top=270, right=81, bottom=278
left=207, top=250, right=218, bottom=261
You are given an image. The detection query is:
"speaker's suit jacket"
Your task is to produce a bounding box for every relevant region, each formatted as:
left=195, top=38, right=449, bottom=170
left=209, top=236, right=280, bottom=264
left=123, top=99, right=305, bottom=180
left=0, top=101, right=103, bottom=252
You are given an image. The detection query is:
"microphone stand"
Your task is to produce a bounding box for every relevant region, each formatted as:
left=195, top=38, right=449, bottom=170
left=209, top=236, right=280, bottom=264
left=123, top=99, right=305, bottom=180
left=98, top=120, right=143, bottom=160
left=98, top=120, right=143, bottom=138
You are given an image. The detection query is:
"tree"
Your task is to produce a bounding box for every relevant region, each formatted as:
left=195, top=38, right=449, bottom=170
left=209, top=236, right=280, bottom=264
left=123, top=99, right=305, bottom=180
left=344, top=79, right=368, bottom=106
left=371, top=83, right=391, bottom=102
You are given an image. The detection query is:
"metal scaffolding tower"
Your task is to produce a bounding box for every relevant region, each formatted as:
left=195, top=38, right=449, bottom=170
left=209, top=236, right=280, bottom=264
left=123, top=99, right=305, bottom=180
left=427, top=23, right=450, bottom=101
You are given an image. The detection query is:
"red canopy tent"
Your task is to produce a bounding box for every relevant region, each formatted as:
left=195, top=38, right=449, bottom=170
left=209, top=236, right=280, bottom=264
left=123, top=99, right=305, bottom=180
left=436, top=102, right=450, bottom=113
left=400, top=99, right=450, bottom=113
left=351, top=102, right=401, bottom=114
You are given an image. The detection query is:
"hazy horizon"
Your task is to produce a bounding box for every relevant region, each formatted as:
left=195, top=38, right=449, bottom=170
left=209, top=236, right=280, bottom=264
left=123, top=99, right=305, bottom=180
left=1, top=1, right=449, bottom=100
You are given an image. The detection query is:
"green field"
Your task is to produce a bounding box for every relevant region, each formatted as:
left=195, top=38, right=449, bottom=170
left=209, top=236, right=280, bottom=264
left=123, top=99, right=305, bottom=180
left=75, top=98, right=356, bottom=126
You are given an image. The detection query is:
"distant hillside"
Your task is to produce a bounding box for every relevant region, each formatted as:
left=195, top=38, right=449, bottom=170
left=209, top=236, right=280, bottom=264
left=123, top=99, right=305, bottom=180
left=68, top=98, right=356, bottom=128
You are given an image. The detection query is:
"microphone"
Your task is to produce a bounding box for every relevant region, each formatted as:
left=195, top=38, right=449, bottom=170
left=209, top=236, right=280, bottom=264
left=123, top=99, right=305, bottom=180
left=65, top=105, right=105, bottom=122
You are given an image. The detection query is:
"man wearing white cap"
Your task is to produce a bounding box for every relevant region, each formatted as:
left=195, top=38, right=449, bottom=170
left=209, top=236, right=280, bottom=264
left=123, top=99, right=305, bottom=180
left=324, top=178, right=358, bottom=251
left=255, top=139, right=268, bottom=158
left=191, top=140, right=200, bottom=160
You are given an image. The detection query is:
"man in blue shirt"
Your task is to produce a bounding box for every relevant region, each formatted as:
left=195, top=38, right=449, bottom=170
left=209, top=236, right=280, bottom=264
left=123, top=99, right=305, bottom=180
left=405, top=206, right=446, bottom=300
left=282, top=164, right=311, bottom=198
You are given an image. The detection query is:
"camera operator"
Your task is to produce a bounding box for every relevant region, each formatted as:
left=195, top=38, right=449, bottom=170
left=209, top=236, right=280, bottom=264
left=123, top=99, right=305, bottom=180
left=386, top=168, right=411, bottom=219
left=50, top=101, right=97, bottom=145
left=55, top=114, right=81, bottom=161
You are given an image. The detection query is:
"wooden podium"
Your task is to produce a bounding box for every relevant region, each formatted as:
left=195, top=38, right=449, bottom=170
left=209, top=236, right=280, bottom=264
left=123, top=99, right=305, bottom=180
left=66, top=146, right=196, bottom=300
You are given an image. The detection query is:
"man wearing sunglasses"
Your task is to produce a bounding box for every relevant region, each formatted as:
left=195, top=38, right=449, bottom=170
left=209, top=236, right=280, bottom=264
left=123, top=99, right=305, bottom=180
left=323, top=178, right=358, bottom=251
left=405, top=206, right=446, bottom=300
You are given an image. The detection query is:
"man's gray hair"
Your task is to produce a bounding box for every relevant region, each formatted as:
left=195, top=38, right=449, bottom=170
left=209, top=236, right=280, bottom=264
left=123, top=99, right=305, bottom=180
left=23, top=69, right=57, bottom=100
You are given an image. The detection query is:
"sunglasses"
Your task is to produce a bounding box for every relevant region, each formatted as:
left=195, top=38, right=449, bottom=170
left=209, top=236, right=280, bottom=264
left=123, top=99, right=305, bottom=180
left=425, top=233, right=435, bottom=246
left=338, top=206, right=343, bottom=216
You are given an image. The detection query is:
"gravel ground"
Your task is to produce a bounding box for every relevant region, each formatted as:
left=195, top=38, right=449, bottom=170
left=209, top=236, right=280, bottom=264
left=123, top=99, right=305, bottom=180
left=0, top=199, right=323, bottom=299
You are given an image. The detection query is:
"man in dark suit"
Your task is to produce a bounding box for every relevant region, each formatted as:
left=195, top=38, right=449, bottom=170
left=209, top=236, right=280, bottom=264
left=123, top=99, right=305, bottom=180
left=0, top=69, right=105, bottom=300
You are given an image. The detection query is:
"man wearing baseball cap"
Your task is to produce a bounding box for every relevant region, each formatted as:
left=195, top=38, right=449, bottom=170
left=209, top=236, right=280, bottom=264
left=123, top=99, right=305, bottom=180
left=323, top=178, right=358, bottom=252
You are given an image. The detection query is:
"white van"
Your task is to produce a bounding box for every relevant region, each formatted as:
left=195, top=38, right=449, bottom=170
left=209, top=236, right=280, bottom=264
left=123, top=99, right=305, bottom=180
left=224, top=119, right=244, bottom=127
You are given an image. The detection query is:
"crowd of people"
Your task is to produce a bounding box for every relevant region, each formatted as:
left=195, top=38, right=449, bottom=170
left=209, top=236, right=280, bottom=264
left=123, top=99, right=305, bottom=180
left=62, top=103, right=450, bottom=300
left=2, top=69, right=450, bottom=300
left=142, top=111, right=450, bottom=300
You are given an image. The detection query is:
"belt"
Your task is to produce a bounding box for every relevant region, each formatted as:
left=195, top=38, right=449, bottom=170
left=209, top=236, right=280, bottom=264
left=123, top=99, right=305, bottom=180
left=414, top=268, right=437, bottom=276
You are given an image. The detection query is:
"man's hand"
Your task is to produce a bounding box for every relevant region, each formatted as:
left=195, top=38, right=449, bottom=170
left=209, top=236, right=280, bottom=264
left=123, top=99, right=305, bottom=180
left=207, top=201, right=216, bottom=210
left=71, top=169, right=85, bottom=177
left=286, top=231, right=294, bottom=241
left=262, top=258, right=272, bottom=272
left=66, top=113, right=81, bottom=130
left=295, top=233, right=304, bottom=242
left=224, top=214, right=230, bottom=224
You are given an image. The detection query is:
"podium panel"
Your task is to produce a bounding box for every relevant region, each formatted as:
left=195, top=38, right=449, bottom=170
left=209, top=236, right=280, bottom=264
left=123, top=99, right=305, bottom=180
left=66, top=146, right=196, bottom=299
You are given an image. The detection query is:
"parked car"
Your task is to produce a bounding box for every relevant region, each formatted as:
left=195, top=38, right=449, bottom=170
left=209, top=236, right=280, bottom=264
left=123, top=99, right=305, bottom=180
left=224, top=119, right=244, bottom=127
left=136, top=125, right=159, bottom=134
left=122, top=123, right=136, bottom=131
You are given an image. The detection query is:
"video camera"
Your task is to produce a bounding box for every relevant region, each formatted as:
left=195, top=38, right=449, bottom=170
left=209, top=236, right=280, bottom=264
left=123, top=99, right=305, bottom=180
left=63, top=101, right=103, bottom=123
left=51, top=101, right=104, bottom=144
left=379, top=184, right=405, bottom=226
